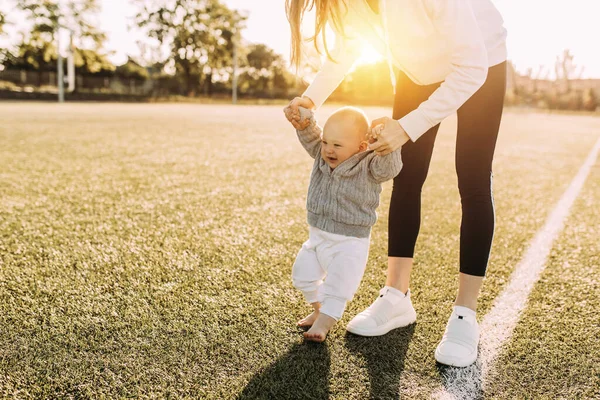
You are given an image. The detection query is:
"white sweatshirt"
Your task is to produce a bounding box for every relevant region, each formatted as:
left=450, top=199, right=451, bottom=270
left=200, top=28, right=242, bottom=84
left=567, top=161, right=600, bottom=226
left=302, top=0, right=507, bottom=142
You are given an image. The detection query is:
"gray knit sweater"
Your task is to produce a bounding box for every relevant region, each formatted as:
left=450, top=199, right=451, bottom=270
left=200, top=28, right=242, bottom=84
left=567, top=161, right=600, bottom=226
left=296, top=107, right=403, bottom=238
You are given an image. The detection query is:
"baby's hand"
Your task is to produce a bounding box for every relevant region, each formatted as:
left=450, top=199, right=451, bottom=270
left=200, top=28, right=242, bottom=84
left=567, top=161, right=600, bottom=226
left=297, top=107, right=313, bottom=130
left=284, top=105, right=311, bottom=130
left=284, top=97, right=314, bottom=130
left=368, top=124, right=384, bottom=144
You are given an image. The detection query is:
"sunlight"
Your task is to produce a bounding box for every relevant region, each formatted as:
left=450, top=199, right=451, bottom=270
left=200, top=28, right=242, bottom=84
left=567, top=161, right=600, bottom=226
left=356, top=42, right=384, bottom=65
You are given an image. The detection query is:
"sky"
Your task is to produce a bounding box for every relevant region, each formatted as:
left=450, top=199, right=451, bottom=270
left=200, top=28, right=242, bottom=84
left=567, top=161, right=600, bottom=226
left=3, top=0, right=600, bottom=79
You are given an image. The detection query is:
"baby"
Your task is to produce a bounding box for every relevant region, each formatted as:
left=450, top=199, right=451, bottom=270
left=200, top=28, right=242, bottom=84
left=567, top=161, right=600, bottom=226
left=289, top=106, right=403, bottom=342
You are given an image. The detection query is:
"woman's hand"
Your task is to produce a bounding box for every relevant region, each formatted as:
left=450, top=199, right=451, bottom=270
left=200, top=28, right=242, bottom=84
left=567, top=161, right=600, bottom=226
left=368, top=117, right=411, bottom=155
left=283, top=96, right=315, bottom=130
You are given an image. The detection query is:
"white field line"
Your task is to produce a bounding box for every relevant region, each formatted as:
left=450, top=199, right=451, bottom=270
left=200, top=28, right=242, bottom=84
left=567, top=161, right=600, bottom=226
left=434, top=135, right=600, bottom=400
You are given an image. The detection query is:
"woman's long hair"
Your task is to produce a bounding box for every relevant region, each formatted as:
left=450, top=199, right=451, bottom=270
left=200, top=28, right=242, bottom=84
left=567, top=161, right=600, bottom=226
left=285, top=0, right=348, bottom=70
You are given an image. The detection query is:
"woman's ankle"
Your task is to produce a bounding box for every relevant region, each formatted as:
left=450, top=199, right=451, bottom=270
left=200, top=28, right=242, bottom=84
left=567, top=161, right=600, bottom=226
left=386, top=256, right=413, bottom=293
left=455, top=273, right=484, bottom=312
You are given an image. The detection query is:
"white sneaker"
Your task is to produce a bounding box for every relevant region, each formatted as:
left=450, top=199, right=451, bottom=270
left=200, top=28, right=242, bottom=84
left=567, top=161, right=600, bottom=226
left=346, top=286, right=417, bottom=336
left=435, top=306, right=480, bottom=367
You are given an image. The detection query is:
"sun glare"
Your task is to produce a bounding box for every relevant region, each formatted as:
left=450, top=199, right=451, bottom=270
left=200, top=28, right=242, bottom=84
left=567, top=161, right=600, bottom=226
left=356, top=43, right=384, bottom=65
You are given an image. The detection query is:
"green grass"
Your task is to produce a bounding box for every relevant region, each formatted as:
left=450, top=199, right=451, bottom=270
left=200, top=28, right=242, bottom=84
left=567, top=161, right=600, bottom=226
left=0, top=103, right=598, bottom=399
left=487, top=157, right=600, bottom=399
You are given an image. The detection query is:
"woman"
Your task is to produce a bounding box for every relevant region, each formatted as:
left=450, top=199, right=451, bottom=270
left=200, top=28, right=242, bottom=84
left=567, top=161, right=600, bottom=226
left=284, top=0, right=507, bottom=368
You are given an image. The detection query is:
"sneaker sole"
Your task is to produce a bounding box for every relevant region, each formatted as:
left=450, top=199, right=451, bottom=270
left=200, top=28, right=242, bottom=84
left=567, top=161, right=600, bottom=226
left=434, top=347, right=478, bottom=368
left=346, top=310, right=417, bottom=337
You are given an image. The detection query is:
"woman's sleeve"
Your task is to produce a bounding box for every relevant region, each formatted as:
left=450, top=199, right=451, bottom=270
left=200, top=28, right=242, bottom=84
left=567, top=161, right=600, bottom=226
left=302, top=31, right=363, bottom=109
left=398, top=0, right=489, bottom=142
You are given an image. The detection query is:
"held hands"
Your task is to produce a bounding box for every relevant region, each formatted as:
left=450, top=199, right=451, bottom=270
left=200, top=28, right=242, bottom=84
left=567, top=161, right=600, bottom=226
left=368, top=117, right=411, bottom=156
left=367, top=124, right=384, bottom=143
left=283, top=96, right=315, bottom=130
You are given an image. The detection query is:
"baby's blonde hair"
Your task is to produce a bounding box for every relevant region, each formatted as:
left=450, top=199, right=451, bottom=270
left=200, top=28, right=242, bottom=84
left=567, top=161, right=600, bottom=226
left=325, top=106, right=370, bottom=139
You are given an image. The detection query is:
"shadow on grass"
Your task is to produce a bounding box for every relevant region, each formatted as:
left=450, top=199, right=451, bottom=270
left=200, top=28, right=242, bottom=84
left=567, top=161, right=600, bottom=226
left=237, top=340, right=331, bottom=400
left=344, top=324, right=416, bottom=400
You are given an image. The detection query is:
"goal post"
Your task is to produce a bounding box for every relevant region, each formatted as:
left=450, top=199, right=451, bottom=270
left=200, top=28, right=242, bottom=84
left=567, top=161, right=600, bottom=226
left=67, top=31, right=75, bottom=93
left=232, top=32, right=238, bottom=105
left=57, top=28, right=64, bottom=103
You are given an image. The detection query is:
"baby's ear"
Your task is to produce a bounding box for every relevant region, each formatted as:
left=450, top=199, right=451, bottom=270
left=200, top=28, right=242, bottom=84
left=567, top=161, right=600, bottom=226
left=359, top=140, right=369, bottom=151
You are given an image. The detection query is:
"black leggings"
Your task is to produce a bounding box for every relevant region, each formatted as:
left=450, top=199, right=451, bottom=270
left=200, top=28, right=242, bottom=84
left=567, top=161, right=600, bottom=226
left=388, top=62, right=506, bottom=277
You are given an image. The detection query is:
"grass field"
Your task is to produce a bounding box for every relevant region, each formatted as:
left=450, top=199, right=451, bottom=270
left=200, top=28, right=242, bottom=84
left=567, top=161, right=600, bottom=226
left=0, top=102, right=598, bottom=399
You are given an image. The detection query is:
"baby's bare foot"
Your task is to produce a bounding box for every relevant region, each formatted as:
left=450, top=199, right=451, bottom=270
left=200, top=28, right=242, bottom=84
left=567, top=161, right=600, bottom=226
left=303, top=313, right=336, bottom=343
left=298, top=310, right=320, bottom=328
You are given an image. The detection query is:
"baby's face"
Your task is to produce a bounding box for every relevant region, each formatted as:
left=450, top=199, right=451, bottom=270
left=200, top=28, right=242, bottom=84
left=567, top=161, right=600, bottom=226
left=321, top=120, right=367, bottom=169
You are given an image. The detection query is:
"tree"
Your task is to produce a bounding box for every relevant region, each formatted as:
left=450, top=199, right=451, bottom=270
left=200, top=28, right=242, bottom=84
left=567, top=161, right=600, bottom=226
left=0, top=11, right=6, bottom=35
left=115, top=57, right=149, bottom=80
left=271, top=63, right=297, bottom=98
left=2, top=32, right=58, bottom=85
left=239, top=44, right=293, bottom=97
left=134, top=0, right=246, bottom=96
left=0, top=9, right=13, bottom=67
left=243, top=44, right=279, bottom=95
left=72, top=48, right=115, bottom=75
left=16, top=0, right=113, bottom=75
left=18, top=0, right=107, bottom=48
left=555, top=49, right=584, bottom=92
left=13, top=1, right=60, bottom=79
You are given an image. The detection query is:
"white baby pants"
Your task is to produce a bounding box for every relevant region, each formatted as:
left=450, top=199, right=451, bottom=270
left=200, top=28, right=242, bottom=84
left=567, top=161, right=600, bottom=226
left=292, top=226, right=370, bottom=320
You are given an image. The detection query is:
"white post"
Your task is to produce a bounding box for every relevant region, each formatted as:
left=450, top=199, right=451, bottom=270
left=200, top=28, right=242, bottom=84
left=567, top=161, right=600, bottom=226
left=67, top=31, right=75, bottom=92
left=56, top=0, right=64, bottom=103
left=232, top=32, right=238, bottom=104
left=57, top=31, right=64, bottom=103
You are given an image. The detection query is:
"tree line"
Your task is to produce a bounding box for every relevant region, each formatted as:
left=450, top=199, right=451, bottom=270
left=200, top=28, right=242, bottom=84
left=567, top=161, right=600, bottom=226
left=1, top=2, right=597, bottom=110
left=506, top=50, right=599, bottom=112
left=0, top=0, right=304, bottom=98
